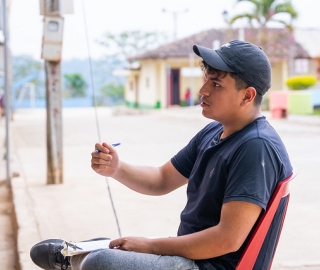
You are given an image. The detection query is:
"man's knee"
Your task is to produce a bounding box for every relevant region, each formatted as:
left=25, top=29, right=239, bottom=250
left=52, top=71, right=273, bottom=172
left=80, top=249, right=112, bottom=270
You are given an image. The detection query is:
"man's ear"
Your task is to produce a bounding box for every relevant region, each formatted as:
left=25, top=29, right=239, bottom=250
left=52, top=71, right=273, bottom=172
left=241, top=87, right=257, bottom=105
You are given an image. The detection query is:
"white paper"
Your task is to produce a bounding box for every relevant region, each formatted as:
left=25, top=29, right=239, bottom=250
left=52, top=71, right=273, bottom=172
left=61, top=239, right=112, bottom=256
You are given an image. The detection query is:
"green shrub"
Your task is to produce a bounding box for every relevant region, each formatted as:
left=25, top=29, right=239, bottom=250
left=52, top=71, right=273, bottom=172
left=286, top=75, right=317, bottom=90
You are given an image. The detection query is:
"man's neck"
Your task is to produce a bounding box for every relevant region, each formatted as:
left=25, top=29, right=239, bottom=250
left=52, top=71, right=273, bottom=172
left=220, top=111, right=262, bottom=140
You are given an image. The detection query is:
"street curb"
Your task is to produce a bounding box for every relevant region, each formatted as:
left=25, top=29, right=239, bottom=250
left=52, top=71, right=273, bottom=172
left=11, top=176, right=41, bottom=270
left=273, top=262, right=320, bottom=269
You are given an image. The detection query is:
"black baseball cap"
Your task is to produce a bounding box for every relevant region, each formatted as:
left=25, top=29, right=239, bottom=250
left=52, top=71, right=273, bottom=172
left=193, top=40, right=271, bottom=96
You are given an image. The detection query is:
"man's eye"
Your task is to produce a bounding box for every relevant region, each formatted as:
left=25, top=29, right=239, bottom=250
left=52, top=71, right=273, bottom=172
left=214, top=83, right=220, bottom=87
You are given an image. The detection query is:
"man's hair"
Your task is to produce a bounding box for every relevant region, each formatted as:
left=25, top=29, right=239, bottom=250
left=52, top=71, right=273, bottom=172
left=200, top=60, right=263, bottom=106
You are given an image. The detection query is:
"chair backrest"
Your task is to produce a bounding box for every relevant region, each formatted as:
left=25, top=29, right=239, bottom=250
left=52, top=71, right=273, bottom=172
left=236, top=169, right=298, bottom=270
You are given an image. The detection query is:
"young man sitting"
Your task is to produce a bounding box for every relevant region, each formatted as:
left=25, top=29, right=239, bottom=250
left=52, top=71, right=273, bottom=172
left=30, top=40, right=292, bottom=270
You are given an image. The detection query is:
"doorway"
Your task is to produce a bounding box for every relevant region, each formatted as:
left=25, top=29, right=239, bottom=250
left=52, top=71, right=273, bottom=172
left=170, top=69, right=180, bottom=105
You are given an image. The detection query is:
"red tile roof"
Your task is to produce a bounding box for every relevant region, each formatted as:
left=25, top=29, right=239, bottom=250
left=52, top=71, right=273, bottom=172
left=128, top=28, right=309, bottom=62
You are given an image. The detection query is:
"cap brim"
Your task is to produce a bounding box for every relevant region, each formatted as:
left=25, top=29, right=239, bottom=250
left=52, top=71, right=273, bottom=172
left=193, top=45, right=234, bottom=73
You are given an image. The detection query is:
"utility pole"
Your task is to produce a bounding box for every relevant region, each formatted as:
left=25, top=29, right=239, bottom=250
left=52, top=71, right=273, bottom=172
left=40, top=0, right=73, bottom=184
left=45, top=58, right=63, bottom=184
left=2, top=0, right=11, bottom=187
left=162, top=8, right=188, bottom=40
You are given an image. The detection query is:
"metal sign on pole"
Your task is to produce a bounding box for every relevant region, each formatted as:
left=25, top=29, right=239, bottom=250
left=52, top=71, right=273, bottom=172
left=41, top=16, right=64, bottom=62
left=40, top=0, right=73, bottom=16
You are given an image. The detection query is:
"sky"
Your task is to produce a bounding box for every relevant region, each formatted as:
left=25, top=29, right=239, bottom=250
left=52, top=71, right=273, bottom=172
left=9, top=0, right=320, bottom=61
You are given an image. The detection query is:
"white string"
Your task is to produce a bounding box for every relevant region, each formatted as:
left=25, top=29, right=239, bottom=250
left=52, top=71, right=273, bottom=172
left=80, top=0, right=122, bottom=237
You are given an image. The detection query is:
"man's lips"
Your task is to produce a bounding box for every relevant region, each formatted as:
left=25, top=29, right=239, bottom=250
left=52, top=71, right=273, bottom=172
left=201, top=99, right=209, bottom=106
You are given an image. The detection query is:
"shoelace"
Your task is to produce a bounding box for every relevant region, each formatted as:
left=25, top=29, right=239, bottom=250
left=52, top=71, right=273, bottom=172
left=54, top=246, right=70, bottom=270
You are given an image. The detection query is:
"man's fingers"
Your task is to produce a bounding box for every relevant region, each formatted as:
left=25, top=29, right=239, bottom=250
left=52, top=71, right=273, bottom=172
left=94, top=143, right=110, bottom=154
left=91, top=164, right=112, bottom=171
left=91, top=153, right=113, bottom=161
left=92, top=156, right=112, bottom=165
left=109, top=238, right=124, bottom=249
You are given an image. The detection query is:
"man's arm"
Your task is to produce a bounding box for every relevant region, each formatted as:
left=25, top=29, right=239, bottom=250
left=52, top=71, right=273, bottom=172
left=110, top=200, right=262, bottom=259
left=91, top=142, right=188, bottom=195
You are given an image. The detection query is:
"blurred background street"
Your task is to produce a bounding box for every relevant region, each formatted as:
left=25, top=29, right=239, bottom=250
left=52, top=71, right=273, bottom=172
left=1, top=0, right=320, bottom=269
left=1, top=106, right=320, bottom=269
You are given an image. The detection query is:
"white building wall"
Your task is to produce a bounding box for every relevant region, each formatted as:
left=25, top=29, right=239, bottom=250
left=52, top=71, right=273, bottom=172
left=125, top=73, right=135, bottom=103
left=139, top=60, right=157, bottom=108
left=271, top=61, right=288, bottom=91
left=157, top=60, right=167, bottom=108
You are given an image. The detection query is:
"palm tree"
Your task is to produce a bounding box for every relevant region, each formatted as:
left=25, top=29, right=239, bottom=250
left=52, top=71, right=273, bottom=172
left=229, top=0, right=298, bottom=30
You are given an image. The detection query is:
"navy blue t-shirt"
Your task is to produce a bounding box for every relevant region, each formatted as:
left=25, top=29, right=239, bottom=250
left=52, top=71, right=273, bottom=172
left=171, top=117, right=292, bottom=270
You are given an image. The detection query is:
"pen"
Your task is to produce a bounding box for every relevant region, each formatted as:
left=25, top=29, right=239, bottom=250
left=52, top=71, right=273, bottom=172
left=64, top=241, right=83, bottom=250
left=94, top=143, right=121, bottom=153
left=111, top=142, right=121, bottom=147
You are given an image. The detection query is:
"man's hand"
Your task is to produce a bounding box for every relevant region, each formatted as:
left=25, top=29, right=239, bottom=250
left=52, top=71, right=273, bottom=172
left=91, top=142, right=119, bottom=177
left=109, top=237, right=154, bottom=254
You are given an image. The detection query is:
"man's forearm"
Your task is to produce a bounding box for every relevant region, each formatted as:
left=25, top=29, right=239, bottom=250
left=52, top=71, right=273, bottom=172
left=113, top=161, right=165, bottom=195
left=109, top=228, right=235, bottom=260
left=112, top=160, right=188, bottom=196
left=150, top=228, right=235, bottom=260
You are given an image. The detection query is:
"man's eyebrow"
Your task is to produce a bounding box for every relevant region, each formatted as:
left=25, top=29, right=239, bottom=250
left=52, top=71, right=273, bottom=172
left=207, top=75, right=222, bottom=82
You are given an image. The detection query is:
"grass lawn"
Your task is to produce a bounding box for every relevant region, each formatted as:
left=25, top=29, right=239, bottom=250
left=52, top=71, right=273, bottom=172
left=313, top=108, right=320, bottom=116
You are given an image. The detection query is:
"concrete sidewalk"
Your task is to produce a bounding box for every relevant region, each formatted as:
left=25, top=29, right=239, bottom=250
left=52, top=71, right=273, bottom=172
left=4, top=106, right=320, bottom=269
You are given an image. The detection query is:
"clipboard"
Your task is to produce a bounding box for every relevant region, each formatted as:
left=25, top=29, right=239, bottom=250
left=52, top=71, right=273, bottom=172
left=61, top=239, right=112, bottom=256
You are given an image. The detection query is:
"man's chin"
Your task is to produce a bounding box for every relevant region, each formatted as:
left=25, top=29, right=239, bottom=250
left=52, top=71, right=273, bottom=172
left=201, top=110, right=217, bottom=121
left=201, top=110, right=211, bottom=119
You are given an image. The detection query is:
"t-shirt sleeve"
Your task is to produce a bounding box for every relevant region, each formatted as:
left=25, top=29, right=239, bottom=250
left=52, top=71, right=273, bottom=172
left=223, top=138, right=283, bottom=210
left=171, top=135, right=198, bottom=179
left=171, top=122, right=221, bottom=178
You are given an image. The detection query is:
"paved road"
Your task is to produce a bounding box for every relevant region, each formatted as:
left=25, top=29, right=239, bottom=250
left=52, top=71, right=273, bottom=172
left=1, top=106, right=320, bottom=269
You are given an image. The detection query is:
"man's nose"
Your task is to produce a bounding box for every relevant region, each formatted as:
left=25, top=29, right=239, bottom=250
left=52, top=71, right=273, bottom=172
left=199, top=80, right=209, bottom=96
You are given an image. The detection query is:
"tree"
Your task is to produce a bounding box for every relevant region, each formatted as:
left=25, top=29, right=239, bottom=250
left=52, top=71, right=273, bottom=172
left=63, top=73, right=87, bottom=97
left=97, top=30, right=167, bottom=105
left=100, top=82, right=125, bottom=105
left=98, top=30, right=168, bottom=62
left=12, top=55, right=42, bottom=82
left=229, top=0, right=298, bottom=30
left=12, top=55, right=44, bottom=98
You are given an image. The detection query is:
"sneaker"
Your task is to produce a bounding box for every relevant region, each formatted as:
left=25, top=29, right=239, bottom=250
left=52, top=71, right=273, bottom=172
left=30, top=238, right=110, bottom=270
left=30, top=239, right=70, bottom=270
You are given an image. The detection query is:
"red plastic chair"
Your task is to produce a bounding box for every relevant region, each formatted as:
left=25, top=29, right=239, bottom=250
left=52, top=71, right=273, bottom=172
left=236, top=169, right=298, bottom=270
